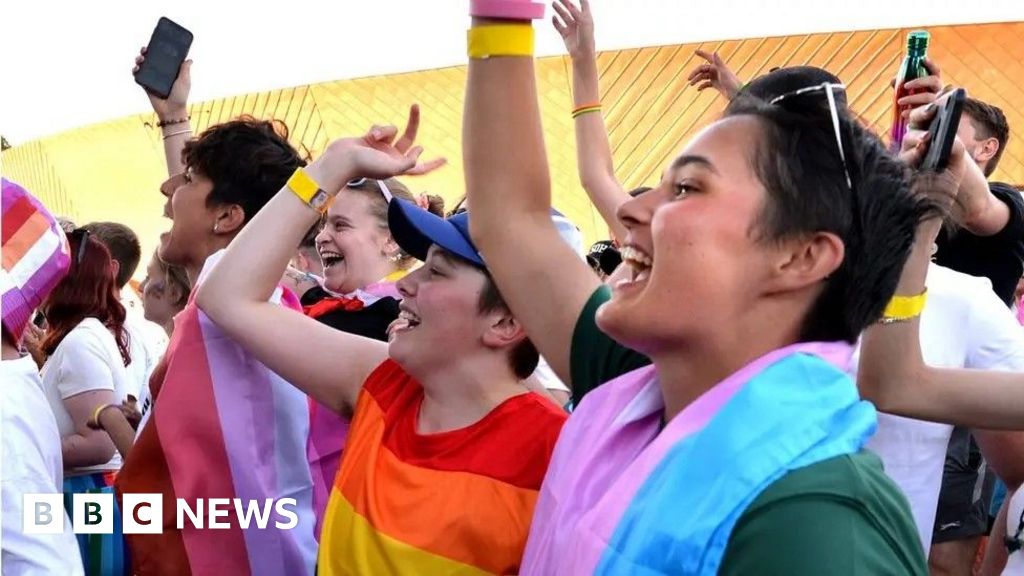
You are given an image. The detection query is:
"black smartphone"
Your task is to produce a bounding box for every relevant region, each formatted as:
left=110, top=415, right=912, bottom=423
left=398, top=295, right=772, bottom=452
left=134, top=17, right=193, bottom=100
left=920, top=88, right=966, bottom=172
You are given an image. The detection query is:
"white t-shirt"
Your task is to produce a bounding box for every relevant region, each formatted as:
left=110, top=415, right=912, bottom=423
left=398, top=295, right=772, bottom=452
left=853, top=264, right=1024, bottom=551
left=40, top=317, right=130, bottom=475
left=1, top=355, right=84, bottom=576
left=123, top=311, right=168, bottom=402
left=532, top=356, right=570, bottom=394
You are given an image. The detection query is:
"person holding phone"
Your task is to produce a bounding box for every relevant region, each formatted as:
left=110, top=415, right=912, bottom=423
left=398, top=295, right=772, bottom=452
left=132, top=44, right=193, bottom=179
left=118, top=43, right=320, bottom=575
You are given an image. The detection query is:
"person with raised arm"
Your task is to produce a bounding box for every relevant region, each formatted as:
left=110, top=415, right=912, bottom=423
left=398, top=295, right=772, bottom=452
left=464, top=2, right=946, bottom=573
left=195, top=106, right=566, bottom=575
left=687, top=48, right=743, bottom=100
left=859, top=101, right=1024, bottom=576
left=133, top=47, right=193, bottom=178
left=552, top=0, right=636, bottom=243
left=858, top=105, right=1024, bottom=430
left=118, top=52, right=318, bottom=575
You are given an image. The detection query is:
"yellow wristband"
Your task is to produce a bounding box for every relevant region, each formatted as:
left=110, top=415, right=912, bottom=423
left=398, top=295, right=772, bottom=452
left=882, top=289, right=927, bottom=319
left=287, top=168, right=333, bottom=214
left=467, top=24, right=534, bottom=59
left=91, top=404, right=113, bottom=428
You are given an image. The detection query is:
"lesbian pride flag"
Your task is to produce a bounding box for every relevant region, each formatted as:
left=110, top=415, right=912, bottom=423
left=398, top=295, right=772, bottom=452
left=116, top=251, right=317, bottom=575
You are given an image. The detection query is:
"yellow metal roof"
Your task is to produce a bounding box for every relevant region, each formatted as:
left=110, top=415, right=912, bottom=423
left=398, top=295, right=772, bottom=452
left=4, top=22, right=1023, bottom=274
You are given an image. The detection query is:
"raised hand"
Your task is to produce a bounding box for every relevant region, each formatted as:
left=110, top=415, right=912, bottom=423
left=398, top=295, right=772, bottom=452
left=894, top=58, right=943, bottom=119
left=687, top=50, right=743, bottom=100
left=133, top=46, right=191, bottom=121
left=900, top=93, right=967, bottom=215
left=552, top=0, right=595, bottom=60
left=22, top=322, right=47, bottom=368
left=305, top=104, right=446, bottom=195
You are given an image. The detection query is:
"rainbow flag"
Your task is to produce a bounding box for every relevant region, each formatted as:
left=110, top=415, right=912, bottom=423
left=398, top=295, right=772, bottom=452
left=116, top=252, right=317, bottom=575
left=317, top=359, right=566, bottom=575
left=305, top=277, right=404, bottom=541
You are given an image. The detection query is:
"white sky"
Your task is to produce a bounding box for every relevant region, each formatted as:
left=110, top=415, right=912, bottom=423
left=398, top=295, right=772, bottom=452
left=2, top=0, right=1022, bottom=143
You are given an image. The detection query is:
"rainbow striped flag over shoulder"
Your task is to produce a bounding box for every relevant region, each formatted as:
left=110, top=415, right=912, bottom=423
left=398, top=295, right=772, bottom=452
left=116, top=251, right=317, bottom=576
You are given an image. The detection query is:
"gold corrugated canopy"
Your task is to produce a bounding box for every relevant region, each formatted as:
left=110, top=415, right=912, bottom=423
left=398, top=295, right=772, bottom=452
left=4, top=22, right=1023, bottom=276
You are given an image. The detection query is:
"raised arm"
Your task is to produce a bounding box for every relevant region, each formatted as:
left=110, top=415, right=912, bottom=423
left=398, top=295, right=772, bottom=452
left=952, top=143, right=1011, bottom=236
left=887, top=60, right=1007, bottom=235
left=858, top=102, right=1024, bottom=430
left=196, top=111, right=434, bottom=413
left=553, top=0, right=630, bottom=242
left=133, top=47, right=193, bottom=176
left=686, top=49, right=742, bottom=101
left=464, top=10, right=601, bottom=384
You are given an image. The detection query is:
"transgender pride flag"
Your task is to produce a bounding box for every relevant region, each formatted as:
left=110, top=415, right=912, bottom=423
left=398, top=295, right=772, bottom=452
left=116, top=251, right=317, bottom=575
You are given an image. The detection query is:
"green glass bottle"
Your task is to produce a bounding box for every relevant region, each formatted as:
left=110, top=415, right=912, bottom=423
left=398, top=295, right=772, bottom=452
left=890, top=30, right=930, bottom=152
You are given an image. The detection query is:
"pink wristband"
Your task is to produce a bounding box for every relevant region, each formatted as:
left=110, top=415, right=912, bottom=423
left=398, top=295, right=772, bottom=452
left=470, top=0, right=545, bottom=20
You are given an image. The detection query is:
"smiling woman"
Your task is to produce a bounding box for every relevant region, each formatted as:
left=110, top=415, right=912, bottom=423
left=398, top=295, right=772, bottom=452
left=297, top=175, right=447, bottom=540
left=460, top=7, right=942, bottom=574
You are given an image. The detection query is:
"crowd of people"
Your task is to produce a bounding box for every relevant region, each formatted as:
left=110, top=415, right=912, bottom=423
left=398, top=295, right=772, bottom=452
left=3, top=1, right=1024, bottom=574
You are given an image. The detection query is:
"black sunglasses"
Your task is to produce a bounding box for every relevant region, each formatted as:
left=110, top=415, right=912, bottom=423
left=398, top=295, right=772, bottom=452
left=70, top=228, right=90, bottom=265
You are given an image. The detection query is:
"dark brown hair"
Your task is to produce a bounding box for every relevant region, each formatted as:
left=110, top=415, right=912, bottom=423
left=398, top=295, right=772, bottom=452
left=83, top=221, right=141, bottom=289
left=184, top=116, right=307, bottom=224
left=477, top=269, right=539, bottom=380
left=962, top=97, right=1010, bottom=177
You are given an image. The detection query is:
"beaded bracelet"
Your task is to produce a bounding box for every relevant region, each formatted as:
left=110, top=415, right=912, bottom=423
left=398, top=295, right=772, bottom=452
left=157, top=116, right=190, bottom=128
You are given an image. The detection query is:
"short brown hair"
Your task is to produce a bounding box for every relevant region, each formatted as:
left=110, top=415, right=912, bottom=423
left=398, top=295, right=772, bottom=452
left=962, top=97, right=1010, bottom=177
left=83, top=221, right=141, bottom=289
left=477, top=270, right=539, bottom=380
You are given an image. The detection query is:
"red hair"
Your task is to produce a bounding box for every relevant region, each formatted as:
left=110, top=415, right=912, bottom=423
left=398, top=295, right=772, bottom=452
left=41, top=231, right=131, bottom=366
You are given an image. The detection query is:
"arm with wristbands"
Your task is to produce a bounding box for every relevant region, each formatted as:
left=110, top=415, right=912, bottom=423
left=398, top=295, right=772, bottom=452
left=194, top=115, right=436, bottom=414
left=553, top=0, right=631, bottom=243
left=859, top=101, right=1024, bottom=429
left=464, top=5, right=602, bottom=385
left=91, top=404, right=137, bottom=461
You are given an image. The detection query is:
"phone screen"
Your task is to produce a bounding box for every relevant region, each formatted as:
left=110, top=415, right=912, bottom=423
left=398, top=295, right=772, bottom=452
left=134, top=18, right=193, bottom=99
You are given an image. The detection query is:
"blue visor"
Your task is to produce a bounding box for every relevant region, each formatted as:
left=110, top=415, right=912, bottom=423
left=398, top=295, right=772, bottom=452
left=387, top=199, right=485, bottom=267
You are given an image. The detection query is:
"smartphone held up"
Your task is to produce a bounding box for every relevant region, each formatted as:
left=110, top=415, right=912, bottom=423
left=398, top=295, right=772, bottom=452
left=134, top=17, right=193, bottom=99
left=920, top=88, right=966, bottom=173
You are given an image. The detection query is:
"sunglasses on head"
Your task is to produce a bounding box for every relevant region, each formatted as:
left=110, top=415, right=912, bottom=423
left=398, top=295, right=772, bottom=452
left=69, top=228, right=90, bottom=265
left=346, top=178, right=393, bottom=202
left=769, top=82, right=853, bottom=191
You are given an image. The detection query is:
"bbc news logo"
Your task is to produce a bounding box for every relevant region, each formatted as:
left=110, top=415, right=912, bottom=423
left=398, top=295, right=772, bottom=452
left=23, top=494, right=298, bottom=534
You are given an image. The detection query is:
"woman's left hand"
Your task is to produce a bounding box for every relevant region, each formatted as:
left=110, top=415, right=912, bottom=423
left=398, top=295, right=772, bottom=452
left=306, top=104, right=446, bottom=195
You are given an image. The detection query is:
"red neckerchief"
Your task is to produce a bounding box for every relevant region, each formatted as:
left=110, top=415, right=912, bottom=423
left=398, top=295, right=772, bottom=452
left=303, top=294, right=365, bottom=319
